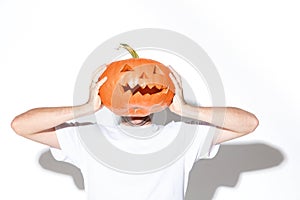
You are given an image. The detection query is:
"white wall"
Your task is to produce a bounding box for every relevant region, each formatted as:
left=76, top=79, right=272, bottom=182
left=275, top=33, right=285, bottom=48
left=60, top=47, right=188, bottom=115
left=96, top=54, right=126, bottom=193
left=1, top=0, right=299, bottom=199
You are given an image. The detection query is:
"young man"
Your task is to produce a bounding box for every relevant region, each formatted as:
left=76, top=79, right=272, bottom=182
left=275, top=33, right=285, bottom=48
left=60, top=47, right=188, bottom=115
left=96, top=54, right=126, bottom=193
left=11, top=65, right=258, bottom=200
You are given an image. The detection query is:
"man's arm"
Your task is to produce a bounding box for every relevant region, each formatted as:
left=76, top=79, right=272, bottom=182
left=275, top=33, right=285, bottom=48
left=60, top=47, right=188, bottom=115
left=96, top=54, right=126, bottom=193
left=11, top=66, right=107, bottom=149
left=168, top=67, right=259, bottom=145
left=11, top=105, right=93, bottom=148
left=172, top=105, right=259, bottom=144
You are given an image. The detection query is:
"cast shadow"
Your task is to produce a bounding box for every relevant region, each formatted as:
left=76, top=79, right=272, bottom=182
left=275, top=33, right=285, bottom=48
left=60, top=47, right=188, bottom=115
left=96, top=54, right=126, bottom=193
left=38, top=142, right=284, bottom=199
left=39, top=150, right=84, bottom=190
left=185, top=142, right=284, bottom=200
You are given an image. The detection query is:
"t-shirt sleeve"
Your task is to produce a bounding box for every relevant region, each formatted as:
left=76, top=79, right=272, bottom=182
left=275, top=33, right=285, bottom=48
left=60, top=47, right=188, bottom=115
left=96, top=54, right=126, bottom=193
left=194, top=125, right=220, bottom=161
left=183, top=122, right=220, bottom=164
left=50, top=123, right=84, bottom=169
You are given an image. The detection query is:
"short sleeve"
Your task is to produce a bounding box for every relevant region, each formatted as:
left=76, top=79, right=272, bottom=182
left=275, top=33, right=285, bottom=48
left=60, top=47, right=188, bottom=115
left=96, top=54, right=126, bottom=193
left=195, top=125, right=220, bottom=161
left=183, top=122, right=220, bottom=164
left=50, top=123, right=84, bottom=168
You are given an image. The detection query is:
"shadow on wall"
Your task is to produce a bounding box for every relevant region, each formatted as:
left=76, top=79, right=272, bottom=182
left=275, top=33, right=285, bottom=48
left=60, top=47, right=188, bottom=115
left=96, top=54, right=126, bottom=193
left=39, top=151, right=84, bottom=190
left=39, top=142, right=284, bottom=199
left=185, top=143, right=284, bottom=200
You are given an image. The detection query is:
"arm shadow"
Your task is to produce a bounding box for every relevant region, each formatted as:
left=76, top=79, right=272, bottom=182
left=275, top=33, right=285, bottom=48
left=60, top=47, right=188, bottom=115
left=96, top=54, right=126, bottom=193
left=38, top=150, right=85, bottom=190
left=185, top=142, right=285, bottom=200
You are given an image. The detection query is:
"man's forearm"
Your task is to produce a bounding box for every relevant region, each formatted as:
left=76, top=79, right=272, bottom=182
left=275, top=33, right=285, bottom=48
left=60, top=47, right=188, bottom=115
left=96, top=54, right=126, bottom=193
left=11, top=104, right=92, bottom=135
left=180, top=104, right=259, bottom=134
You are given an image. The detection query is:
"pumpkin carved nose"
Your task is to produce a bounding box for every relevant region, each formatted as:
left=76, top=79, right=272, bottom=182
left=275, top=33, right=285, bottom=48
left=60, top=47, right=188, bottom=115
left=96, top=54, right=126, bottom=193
left=139, top=72, right=148, bottom=79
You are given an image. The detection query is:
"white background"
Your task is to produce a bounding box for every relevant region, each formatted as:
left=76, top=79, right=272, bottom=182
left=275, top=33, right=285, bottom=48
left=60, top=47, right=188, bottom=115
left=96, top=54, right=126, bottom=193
left=1, top=0, right=300, bottom=199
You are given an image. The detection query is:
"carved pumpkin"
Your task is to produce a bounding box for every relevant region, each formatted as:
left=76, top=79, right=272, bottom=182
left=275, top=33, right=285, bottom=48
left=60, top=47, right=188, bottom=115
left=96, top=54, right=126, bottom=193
left=98, top=44, right=175, bottom=116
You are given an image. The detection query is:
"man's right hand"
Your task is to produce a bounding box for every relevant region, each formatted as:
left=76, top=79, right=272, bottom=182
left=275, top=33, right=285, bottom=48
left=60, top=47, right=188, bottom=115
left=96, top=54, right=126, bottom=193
left=87, top=64, right=107, bottom=112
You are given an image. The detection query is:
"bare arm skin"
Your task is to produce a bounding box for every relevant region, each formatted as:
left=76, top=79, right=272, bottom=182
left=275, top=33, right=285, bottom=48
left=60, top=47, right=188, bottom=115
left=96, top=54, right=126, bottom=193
left=11, top=105, right=92, bottom=148
left=168, top=67, right=259, bottom=145
left=11, top=65, right=107, bottom=149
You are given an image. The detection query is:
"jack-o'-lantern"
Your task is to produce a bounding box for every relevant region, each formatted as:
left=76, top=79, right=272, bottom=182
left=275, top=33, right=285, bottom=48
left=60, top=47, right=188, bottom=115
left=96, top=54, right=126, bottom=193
left=98, top=44, right=175, bottom=116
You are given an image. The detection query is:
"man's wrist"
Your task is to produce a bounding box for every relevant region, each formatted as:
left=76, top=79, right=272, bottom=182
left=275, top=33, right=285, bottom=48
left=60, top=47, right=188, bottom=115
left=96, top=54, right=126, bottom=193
left=73, top=103, right=95, bottom=118
left=177, top=104, right=210, bottom=122
left=171, top=103, right=189, bottom=116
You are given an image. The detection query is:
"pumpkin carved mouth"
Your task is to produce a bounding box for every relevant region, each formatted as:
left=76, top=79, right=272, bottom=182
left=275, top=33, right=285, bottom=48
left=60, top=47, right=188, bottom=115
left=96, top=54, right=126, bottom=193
left=121, top=83, right=168, bottom=96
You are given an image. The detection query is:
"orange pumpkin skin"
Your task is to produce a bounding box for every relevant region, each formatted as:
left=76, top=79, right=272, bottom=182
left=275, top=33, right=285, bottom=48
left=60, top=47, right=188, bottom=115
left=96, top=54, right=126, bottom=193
left=98, top=58, right=175, bottom=116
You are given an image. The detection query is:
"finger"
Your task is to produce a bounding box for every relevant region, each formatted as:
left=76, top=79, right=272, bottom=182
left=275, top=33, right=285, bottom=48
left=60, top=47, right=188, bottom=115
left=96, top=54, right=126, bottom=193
left=92, top=64, right=107, bottom=82
left=169, top=70, right=182, bottom=88
left=95, top=76, right=107, bottom=90
left=93, top=64, right=107, bottom=76
left=169, top=72, right=176, bottom=84
left=168, top=65, right=182, bottom=84
left=169, top=73, right=180, bottom=93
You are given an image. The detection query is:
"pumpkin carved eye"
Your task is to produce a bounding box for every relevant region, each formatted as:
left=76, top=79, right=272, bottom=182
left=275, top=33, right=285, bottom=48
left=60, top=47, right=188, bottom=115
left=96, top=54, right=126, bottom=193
left=120, top=64, right=133, bottom=72
left=153, top=65, right=165, bottom=75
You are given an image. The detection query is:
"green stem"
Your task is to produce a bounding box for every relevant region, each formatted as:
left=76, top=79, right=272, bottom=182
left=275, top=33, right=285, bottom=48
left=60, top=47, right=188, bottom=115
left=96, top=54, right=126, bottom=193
left=119, top=43, right=139, bottom=58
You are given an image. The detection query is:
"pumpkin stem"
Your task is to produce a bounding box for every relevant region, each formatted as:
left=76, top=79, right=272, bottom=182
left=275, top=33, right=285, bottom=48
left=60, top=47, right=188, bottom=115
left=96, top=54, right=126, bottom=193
left=119, top=43, right=139, bottom=58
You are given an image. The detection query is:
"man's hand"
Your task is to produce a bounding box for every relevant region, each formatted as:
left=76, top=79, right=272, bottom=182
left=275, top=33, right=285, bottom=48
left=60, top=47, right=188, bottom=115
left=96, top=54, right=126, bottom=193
left=168, top=66, right=187, bottom=115
left=87, top=65, right=107, bottom=112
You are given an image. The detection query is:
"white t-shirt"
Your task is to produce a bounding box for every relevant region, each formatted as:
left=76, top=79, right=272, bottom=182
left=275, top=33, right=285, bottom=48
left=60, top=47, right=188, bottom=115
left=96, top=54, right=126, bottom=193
left=50, top=121, right=220, bottom=200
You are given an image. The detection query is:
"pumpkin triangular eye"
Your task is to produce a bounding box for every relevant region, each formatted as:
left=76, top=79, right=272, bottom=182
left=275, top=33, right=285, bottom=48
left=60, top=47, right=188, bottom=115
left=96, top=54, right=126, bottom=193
left=120, top=64, right=134, bottom=72
left=153, top=65, right=164, bottom=75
